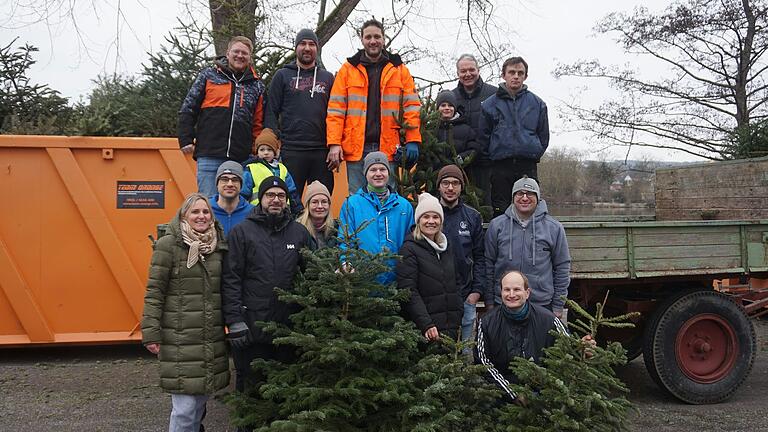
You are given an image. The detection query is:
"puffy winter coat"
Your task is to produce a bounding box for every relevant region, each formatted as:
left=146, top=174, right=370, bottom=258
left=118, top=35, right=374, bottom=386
left=141, top=214, right=230, bottom=395
left=178, top=57, right=266, bottom=162
left=452, top=78, right=497, bottom=163
left=221, top=206, right=314, bottom=343
left=475, top=302, right=567, bottom=400
left=397, top=234, right=463, bottom=339
left=479, top=84, right=549, bottom=161
left=435, top=113, right=480, bottom=164
left=326, top=50, right=421, bottom=161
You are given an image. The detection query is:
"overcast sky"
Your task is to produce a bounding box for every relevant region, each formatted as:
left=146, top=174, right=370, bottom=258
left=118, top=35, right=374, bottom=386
left=0, top=0, right=699, bottom=162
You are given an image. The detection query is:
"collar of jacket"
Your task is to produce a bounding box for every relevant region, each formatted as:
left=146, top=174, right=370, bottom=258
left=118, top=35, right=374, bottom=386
left=214, top=56, right=260, bottom=82
left=359, top=186, right=401, bottom=211
left=347, top=49, right=403, bottom=67
left=496, top=83, right=529, bottom=100
left=166, top=212, right=228, bottom=251
left=247, top=205, right=292, bottom=231
left=442, top=199, right=466, bottom=214
left=456, top=76, right=488, bottom=99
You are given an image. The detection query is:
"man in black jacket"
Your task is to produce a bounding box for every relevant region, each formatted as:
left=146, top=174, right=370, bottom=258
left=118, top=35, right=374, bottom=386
left=178, top=36, right=266, bottom=197
left=475, top=270, right=568, bottom=402
left=222, top=176, right=314, bottom=395
left=436, top=165, right=487, bottom=345
left=452, top=54, right=497, bottom=208
left=264, top=29, right=335, bottom=197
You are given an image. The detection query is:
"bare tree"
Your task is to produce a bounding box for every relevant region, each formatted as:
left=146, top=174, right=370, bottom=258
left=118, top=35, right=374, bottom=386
left=555, top=0, right=768, bottom=160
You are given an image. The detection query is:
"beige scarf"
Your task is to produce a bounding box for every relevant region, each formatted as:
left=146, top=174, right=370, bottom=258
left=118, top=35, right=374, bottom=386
left=180, top=220, right=217, bottom=268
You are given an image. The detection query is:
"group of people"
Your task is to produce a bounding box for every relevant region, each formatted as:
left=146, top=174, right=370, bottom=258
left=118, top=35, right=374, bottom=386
left=143, top=18, right=563, bottom=432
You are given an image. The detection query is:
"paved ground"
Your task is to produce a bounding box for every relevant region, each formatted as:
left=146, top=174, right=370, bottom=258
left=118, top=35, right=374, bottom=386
left=2, top=320, right=767, bottom=432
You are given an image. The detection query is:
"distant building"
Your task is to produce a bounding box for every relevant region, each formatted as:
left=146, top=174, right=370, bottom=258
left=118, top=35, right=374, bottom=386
left=610, top=180, right=623, bottom=192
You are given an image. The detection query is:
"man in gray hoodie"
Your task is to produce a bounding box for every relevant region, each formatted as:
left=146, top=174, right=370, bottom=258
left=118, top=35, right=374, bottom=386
left=484, top=177, right=571, bottom=318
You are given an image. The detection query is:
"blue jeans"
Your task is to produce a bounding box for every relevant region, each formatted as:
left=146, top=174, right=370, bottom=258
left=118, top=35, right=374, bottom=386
left=461, top=300, right=477, bottom=344
left=346, top=160, right=398, bottom=195
left=196, top=157, right=227, bottom=198
left=169, top=394, right=208, bottom=432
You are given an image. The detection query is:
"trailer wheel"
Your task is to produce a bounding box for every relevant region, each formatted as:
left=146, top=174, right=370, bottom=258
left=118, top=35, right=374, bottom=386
left=645, top=290, right=755, bottom=404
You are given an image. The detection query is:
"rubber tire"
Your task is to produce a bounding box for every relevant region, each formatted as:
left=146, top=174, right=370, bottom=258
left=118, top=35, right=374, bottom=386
left=642, top=289, right=702, bottom=391
left=645, top=290, right=755, bottom=404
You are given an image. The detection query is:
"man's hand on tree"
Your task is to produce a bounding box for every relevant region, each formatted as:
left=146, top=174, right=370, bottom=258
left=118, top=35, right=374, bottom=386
left=424, top=326, right=440, bottom=341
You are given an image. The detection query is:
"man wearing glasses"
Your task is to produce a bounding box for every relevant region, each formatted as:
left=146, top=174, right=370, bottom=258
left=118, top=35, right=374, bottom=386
left=484, top=177, right=571, bottom=319
left=210, top=161, right=254, bottom=235
left=435, top=165, right=487, bottom=345
left=222, top=176, right=315, bottom=398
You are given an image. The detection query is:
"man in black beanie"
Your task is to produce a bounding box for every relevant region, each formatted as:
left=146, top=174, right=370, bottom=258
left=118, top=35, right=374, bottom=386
left=264, top=28, right=336, bottom=198
left=221, top=176, right=315, bottom=424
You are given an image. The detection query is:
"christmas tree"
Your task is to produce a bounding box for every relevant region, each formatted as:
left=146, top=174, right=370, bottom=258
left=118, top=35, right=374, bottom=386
left=225, top=227, right=499, bottom=431
left=394, top=95, right=492, bottom=221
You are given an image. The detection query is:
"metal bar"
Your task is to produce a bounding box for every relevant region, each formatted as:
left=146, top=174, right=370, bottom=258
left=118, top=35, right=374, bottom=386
left=740, top=225, right=749, bottom=273
left=0, top=239, right=55, bottom=342
left=46, top=147, right=145, bottom=320
left=0, top=135, right=178, bottom=149
left=627, top=226, right=637, bottom=279
left=160, top=149, right=197, bottom=196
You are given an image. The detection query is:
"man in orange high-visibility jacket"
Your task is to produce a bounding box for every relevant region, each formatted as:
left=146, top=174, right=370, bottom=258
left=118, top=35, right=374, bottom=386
left=326, top=18, right=422, bottom=195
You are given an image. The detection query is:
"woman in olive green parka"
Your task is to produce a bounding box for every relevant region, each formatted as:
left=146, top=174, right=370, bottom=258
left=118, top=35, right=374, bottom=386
left=141, top=193, right=230, bottom=432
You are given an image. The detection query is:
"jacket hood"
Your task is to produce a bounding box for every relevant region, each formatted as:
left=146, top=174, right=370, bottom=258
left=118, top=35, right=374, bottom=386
left=166, top=210, right=227, bottom=251
left=282, top=61, right=326, bottom=71
left=495, top=83, right=529, bottom=100
left=214, top=56, right=259, bottom=81
left=347, top=49, right=403, bottom=67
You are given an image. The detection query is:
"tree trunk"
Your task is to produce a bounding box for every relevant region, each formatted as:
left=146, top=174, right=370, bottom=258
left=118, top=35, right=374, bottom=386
left=209, top=0, right=258, bottom=57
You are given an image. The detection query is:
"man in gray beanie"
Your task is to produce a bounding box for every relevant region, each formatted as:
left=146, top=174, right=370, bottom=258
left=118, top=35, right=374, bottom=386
left=338, top=151, right=414, bottom=283
left=211, top=160, right=254, bottom=235
left=484, top=176, right=571, bottom=319
left=264, top=28, right=336, bottom=200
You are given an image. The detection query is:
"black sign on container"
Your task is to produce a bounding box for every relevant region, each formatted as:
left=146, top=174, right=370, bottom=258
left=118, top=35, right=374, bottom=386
left=117, top=181, right=165, bottom=209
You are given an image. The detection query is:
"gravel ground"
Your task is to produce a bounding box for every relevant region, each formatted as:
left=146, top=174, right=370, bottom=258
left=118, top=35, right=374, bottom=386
left=2, top=319, right=767, bottom=432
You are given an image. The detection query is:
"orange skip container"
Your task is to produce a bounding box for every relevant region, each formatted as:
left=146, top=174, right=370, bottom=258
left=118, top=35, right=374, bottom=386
left=0, top=136, right=349, bottom=346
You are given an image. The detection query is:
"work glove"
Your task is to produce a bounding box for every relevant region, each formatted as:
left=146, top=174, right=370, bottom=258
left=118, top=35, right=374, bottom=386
left=405, top=142, right=420, bottom=165
left=227, top=322, right=251, bottom=349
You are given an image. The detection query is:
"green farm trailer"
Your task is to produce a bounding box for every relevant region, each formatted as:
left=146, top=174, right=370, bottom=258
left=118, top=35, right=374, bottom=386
left=562, top=217, right=768, bottom=404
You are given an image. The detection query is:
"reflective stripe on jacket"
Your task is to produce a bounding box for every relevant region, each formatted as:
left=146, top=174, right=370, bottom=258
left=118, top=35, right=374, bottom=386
left=248, top=162, right=288, bottom=206
left=326, top=50, right=421, bottom=162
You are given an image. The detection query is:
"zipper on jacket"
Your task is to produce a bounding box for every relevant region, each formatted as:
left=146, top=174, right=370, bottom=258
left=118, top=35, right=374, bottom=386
left=226, top=70, right=243, bottom=158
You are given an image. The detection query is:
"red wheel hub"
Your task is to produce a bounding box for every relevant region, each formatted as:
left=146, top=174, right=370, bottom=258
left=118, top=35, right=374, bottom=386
left=675, top=313, right=738, bottom=383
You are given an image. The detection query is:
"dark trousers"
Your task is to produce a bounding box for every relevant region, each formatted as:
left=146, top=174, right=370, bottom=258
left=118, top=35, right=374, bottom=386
left=467, top=160, right=493, bottom=209
left=490, top=158, right=538, bottom=217
left=232, top=342, right=295, bottom=393
left=281, top=149, right=335, bottom=200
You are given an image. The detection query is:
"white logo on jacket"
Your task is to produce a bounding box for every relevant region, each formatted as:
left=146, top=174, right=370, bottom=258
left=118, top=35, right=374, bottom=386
left=286, top=244, right=295, bottom=249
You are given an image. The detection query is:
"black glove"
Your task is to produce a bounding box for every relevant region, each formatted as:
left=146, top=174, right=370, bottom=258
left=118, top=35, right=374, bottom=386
left=227, top=322, right=250, bottom=349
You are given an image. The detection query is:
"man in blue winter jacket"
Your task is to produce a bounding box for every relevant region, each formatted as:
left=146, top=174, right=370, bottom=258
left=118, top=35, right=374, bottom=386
left=436, top=164, right=487, bottom=342
left=338, top=151, right=414, bottom=283
left=479, top=56, right=549, bottom=217
left=210, top=160, right=254, bottom=235
left=484, top=177, right=570, bottom=319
